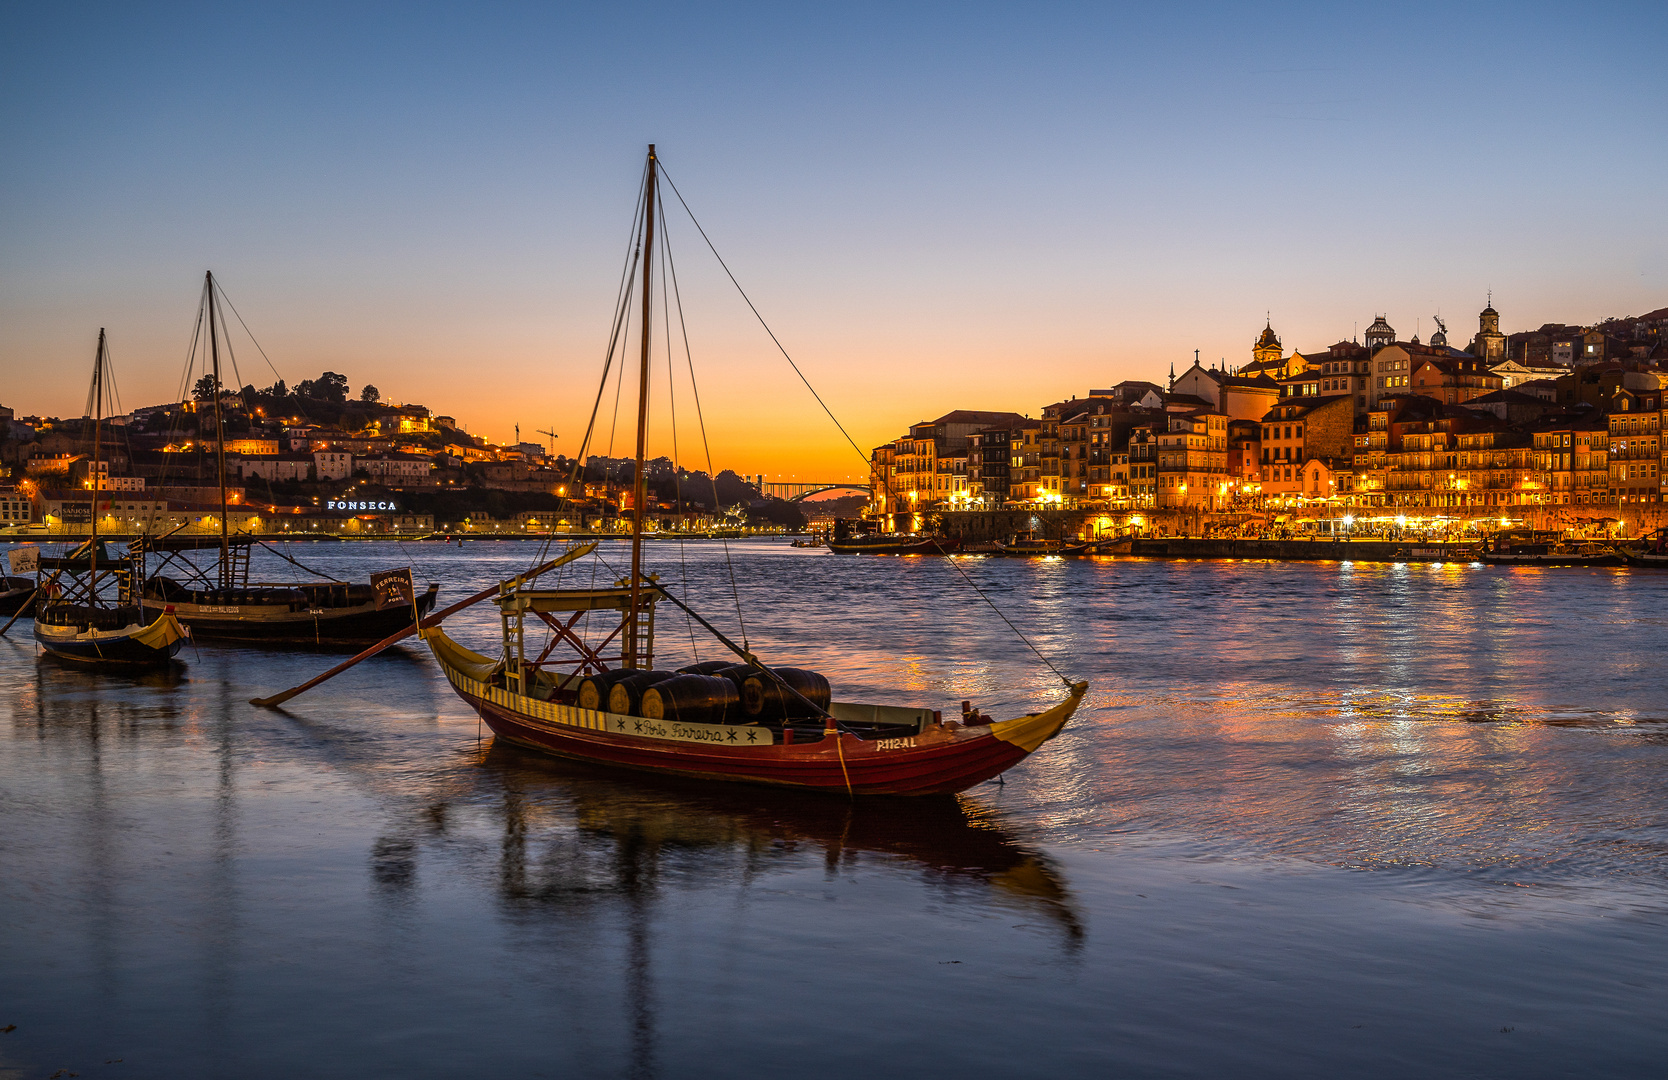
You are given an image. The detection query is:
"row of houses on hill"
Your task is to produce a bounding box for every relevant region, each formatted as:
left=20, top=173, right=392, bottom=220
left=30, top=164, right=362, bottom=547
left=870, top=303, right=1668, bottom=517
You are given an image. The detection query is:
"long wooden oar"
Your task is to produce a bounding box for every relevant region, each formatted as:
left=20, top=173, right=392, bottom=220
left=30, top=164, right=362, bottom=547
left=249, top=544, right=595, bottom=708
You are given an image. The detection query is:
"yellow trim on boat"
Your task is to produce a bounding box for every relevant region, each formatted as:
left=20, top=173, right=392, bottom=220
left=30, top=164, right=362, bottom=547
left=988, top=681, right=1087, bottom=753
left=421, top=625, right=504, bottom=683
left=131, top=612, right=186, bottom=651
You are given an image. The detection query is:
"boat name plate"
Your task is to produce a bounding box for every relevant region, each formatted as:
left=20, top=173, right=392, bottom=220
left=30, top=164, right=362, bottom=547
left=598, top=715, right=775, bottom=746
left=460, top=672, right=778, bottom=747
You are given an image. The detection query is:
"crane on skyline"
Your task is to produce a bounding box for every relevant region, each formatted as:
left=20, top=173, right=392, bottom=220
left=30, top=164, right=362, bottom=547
left=536, top=427, right=559, bottom=458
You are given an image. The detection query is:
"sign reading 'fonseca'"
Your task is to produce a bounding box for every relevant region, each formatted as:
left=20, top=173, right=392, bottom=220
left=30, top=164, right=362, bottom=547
left=327, top=499, right=400, bottom=512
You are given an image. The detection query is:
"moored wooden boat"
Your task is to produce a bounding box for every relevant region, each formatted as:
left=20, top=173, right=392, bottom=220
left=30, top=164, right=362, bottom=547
left=826, top=533, right=962, bottom=555
left=27, top=330, right=188, bottom=668
left=1618, top=528, right=1668, bottom=568
left=130, top=273, right=445, bottom=647
left=139, top=556, right=437, bottom=646
left=1480, top=531, right=1621, bottom=566
left=424, top=615, right=1084, bottom=796
left=993, top=534, right=1092, bottom=557
left=0, top=575, right=36, bottom=617
left=33, top=603, right=186, bottom=666
left=423, top=146, right=1081, bottom=794
left=257, top=146, right=1087, bottom=795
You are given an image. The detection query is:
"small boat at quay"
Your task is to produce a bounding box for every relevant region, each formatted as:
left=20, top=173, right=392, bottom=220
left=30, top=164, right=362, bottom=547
left=137, top=534, right=437, bottom=647
left=257, top=146, right=1087, bottom=796
left=1391, top=544, right=1479, bottom=562
left=1480, top=530, right=1622, bottom=567
left=993, top=533, right=1093, bottom=557
left=27, top=330, right=186, bottom=667
left=0, top=575, right=36, bottom=617
left=1618, top=527, right=1668, bottom=568
left=826, top=533, right=962, bottom=555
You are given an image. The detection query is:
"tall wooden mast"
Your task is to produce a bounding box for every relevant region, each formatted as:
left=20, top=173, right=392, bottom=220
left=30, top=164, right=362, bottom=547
left=205, top=271, right=230, bottom=588
left=626, top=145, right=657, bottom=669
left=88, top=328, right=106, bottom=595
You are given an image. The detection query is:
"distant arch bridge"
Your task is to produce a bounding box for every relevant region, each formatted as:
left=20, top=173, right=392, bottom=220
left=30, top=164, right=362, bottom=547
left=761, top=482, right=870, bottom=502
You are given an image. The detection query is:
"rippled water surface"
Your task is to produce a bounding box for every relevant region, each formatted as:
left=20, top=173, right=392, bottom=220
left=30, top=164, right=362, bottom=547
left=2, top=540, right=1665, bottom=1078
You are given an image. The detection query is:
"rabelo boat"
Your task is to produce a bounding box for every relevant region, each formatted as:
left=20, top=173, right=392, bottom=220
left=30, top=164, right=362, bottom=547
left=419, top=147, right=1086, bottom=795
left=135, top=273, right=438, bottom=646
left=29, top=330, right=187, bottom=667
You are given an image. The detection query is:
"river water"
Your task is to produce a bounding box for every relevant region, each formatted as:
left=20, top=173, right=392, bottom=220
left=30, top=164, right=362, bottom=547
left=2, top=540, right=1665, bottom=1078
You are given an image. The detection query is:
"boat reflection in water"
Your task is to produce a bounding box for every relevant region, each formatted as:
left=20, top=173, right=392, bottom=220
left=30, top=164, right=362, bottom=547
left=465, top=744, right=1082, bottom=940
left=350, top=745, right=1082, bottom=1078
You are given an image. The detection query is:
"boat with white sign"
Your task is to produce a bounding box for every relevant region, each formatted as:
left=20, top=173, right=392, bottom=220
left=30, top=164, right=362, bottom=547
left=134, top=273, right=438, bottom=646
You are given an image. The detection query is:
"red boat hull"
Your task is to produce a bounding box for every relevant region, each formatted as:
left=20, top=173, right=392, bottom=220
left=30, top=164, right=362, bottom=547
left=826, top=536, right=962, bottom=556
left=466, top=692, right=1024, bottom=795
left=427, top=629, right=1084, bottom=797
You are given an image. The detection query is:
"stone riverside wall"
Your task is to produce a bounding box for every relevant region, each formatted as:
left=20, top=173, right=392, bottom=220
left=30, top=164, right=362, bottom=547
left=1127, top=537, right=1477, bottom=562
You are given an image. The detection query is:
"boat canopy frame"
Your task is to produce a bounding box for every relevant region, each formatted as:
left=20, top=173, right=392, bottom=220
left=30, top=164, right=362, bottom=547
left=496, top=580, right=660, bottom=697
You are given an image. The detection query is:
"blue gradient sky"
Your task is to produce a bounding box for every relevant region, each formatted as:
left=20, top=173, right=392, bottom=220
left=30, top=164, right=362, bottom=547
left=4, top=1, right=1665, bottom=477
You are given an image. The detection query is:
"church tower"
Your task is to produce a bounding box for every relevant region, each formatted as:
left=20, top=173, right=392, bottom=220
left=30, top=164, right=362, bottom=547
left=1470, top=300, right=1505, bottom=361
left=1252, top=320, right=1282, bottom=367
left=1363, top=314, right=1396, bottom=351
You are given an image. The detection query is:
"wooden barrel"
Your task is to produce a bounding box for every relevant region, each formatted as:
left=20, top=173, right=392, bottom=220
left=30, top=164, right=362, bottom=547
left=677, top=660, right=743, bottom=676
left=740, top=667, right=832, bottom=720
left=608, top=670, right=680, bottom=716
left=640, top=675, right=741, bottom=724
left=576, top=669, right=648, bottom=711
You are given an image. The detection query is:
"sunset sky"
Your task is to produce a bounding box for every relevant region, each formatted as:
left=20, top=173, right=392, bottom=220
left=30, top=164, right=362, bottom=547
left=4, top=2, right=1665, bottom=480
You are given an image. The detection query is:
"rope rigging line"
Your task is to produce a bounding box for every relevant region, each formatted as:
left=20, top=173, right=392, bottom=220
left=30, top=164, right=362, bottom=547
left=211, top=281, right=287, bottom=386
left=658, top=166, right=871, bottom=466
left=156, top=282, right=212, bottom=532
left=173, top=285, right=208, bottom=406
left=658, top=162, right=1071, bottom=689
left=208, top=287, right=256, bottom=422
left=530, top=157, right=651, bottom=578
left=657, top=205, right=703, bottom=662
left=659, top=190, right=749, bottom=651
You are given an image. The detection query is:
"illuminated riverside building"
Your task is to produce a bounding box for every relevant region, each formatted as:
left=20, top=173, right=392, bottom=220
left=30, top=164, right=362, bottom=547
left=1155, top=410, right=1228, bottom=509
left=1008, top=421, right=1043, bottom=504
left=1607, top=387, right=1662, bottom=505
left=966, top=427, right=1019, bottom=508
left=1127, top=425, right=1157, bottom=506
left=1450, top=421, right=1535, bottom=508
left=1258, top=394, right=1353, bottom=495
left=1531, top=413, right=1611, bottom=505
left=869, top=410, right=1028, bottom=514
left=864, top=307, right=1668, bottom=519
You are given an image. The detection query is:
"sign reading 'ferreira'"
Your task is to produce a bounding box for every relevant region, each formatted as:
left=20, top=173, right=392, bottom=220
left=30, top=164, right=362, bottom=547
left=327, top=499, right=400, bottom=512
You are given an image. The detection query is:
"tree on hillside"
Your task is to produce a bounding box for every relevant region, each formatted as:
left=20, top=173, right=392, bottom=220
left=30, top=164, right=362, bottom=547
left=360, top=385, right=380, bottom=404
left=294, top=372, right=349, bottom=404
left=192, top=374, right=219, bottom=401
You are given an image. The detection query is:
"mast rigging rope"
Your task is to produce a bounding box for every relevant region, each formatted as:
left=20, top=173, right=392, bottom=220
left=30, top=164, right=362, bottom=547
left=658, top=163, right=1073, bottom=689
